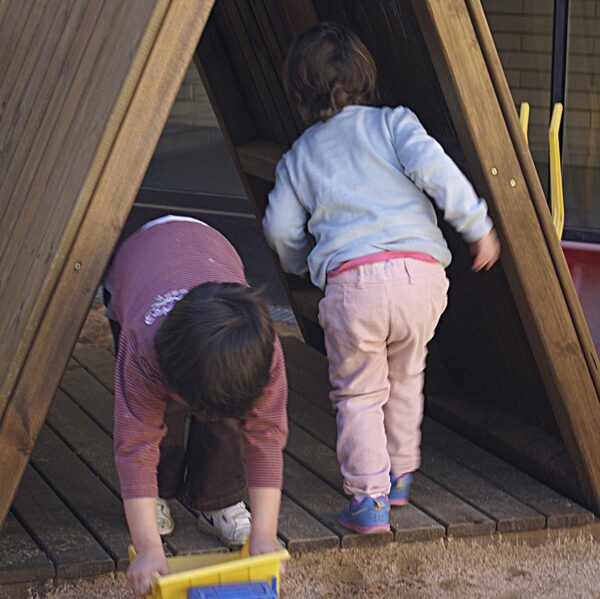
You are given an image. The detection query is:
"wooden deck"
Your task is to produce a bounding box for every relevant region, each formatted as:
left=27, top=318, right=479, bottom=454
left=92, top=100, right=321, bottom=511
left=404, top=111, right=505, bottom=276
left=1, top=337, right=595, bottom=593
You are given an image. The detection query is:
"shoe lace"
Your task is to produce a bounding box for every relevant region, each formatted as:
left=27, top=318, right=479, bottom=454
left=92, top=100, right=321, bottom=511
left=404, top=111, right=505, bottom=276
left=156, top=499, right=170, bottom=520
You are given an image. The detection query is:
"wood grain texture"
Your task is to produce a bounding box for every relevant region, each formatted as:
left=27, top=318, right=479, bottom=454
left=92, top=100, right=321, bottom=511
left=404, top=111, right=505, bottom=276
left=426, top=389, right=583, bottom=503
left=465, top=0, right=600, bottom=399
left=11, top=466, right=113, bottom=579
left=283, top=455, right=393, bottom=549
left=236, top=140, right=283, bottom=182
left=72, top=347, right=115, bottom=392
left=0, top=0, right=215, bottom=526
left=411, top=0, right=600, bottom=511
left=0, top=513, right=54, bottom=585
left=49, top=386, right=225, bottom=557
left=287, top=421, right=445, bottom=543
left=422, top=418, right=594, bottom=528
left=278, top=495, right=340, bottom=553
left=30, top=426, right=131, bottom=570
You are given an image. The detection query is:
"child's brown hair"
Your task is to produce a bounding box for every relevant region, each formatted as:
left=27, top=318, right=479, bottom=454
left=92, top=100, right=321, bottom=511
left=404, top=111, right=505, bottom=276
left=283, top=23, right=377, bottom=125
left=154, top=282, right=275, bottom=419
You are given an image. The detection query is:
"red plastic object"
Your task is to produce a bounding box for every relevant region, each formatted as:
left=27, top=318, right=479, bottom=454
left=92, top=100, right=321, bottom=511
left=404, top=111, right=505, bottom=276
left=562, top=240, right=600, bottom=354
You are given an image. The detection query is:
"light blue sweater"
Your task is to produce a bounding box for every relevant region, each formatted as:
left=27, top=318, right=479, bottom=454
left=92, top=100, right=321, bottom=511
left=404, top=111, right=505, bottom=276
left=262, top=105, right=493, bottom=290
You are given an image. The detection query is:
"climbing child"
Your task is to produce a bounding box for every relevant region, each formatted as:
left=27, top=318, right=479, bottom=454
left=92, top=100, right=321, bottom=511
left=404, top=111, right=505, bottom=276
left=263, top=24, right=500, bottom=534
left=104, top=215, right=288, bottom=595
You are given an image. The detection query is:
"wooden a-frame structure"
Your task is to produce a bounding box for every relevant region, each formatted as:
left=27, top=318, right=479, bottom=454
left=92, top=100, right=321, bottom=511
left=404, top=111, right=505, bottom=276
left=1, top=0, right=600, bottom=528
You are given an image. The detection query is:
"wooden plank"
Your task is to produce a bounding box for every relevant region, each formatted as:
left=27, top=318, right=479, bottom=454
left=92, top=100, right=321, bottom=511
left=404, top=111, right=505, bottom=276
left=0, top=0, right=214, bottom=525
left=288, top=391, right=337, bottom=451
left=285, top=339, right=577, bottom=532
left=236, top=140, right=283, bottom=182
left=465, top=0, right=600, bottom=400
left=286, top=421, right=445, bottom=543
left=426, top=389, right=583, bottom=503
left=220, top=0, right=293, bottom=146
left=278, top=495, right=340, bottom=553
left=0, top=3, right=151, bottom=402
left=48, top=388, right=225, bottom=556
left=232, top=0, right=299, bottom=142
left=0, top=2, right=69, bottom=179
left=411, top=0, right=600, bottom=511
left=0, top=1, right=36, bottom=87
left=285, top=338, right=592, bottom=528
left=419, top=447, right=545, bottom=533
left=209, top=4, right=279, bottom=145
left=195, top=15, right=321, bottom=348
left=59, top=366, right=113, bottom=434
left=291, top=287, right=322, bottom=326
left=422, top=418, right=594, bottom=528
left=64, top=353, right=336, bottom=553
left=30, top=425, right=131, bottom=570
left=283, top=455, right=393, bottom=549
left=72, top=346, right=115, bottom=392
left=282, top=336, right=328, bottom=382
left=409, top=472, right=495, bottom=537
left=247, top=1, right=306, bottom=133
left=11, top=465, right=114, bottom=579
left=261, top=0, right=319, bottom=57
left=287, top=389, right=493, bottom=538
left=0, top=513, right=54, bottom=585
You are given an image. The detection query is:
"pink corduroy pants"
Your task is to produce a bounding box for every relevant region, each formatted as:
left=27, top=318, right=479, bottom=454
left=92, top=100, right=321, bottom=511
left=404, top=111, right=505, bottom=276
left=319, top=258, right=449, bottom=498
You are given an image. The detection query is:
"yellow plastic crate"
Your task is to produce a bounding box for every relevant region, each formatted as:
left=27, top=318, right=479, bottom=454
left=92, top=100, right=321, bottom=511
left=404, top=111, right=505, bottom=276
left=128, top=542, right=289, bottom=599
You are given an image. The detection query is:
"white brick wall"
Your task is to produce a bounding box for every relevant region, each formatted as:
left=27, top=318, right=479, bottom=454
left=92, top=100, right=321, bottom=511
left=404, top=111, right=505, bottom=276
left=165, top=63, right=218, bottom=133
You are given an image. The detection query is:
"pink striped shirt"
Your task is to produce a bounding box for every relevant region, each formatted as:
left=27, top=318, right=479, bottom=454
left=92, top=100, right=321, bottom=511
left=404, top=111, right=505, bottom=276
left=104, top=219, right=288, bottom=499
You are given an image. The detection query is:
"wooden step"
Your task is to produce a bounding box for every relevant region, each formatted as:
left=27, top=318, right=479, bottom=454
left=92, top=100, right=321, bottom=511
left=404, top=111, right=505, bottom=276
left=236, top=140, right=283, bottom=183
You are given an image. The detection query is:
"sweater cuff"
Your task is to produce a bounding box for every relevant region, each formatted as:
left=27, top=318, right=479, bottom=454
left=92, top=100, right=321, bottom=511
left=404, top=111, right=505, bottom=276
left=462, top=216, right=493, bottom=243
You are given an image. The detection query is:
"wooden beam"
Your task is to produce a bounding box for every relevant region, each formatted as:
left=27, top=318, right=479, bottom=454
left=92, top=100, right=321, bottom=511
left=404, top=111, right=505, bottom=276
left=0, top=0, right=215, bottom=527
left=411, top=0, right=600, bottom=511
left=236, top=139, right=284, bottom=183
left=464, top=0, right=600, bottom=397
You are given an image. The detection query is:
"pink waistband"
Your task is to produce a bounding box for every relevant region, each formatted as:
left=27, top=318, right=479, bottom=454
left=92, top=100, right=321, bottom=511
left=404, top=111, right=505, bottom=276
left=328, top=251, right=438, bottom=278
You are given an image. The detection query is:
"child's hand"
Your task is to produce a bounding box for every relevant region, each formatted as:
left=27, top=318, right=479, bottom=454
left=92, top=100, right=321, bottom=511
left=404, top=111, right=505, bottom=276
left=470, top=228, right=500, bottom=272
left=127, top=545, right=169, bottom=596
left=249, top=532, right=287, bottom=574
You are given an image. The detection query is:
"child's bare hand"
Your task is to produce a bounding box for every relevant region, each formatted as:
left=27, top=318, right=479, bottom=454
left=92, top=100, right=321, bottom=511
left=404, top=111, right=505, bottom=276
left=127, top=546, right=169, bottom=596
left=470, top=228, right=500, bottom=272
left=250, top=532, right=287, bottom=574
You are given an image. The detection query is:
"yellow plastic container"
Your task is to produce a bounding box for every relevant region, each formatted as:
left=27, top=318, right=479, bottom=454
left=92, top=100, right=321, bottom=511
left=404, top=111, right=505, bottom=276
left=128, top=542, right=289, bottom=599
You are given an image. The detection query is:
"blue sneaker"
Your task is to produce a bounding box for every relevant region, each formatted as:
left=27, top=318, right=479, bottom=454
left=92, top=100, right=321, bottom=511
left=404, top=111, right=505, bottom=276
left=389, top=473, right=413, bottom=506
left=338, top=496, right=390, bottom=534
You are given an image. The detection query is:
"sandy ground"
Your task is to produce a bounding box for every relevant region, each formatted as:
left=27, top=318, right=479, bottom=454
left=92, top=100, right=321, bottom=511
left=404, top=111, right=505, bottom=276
left=29, top=302, right=599, bottom=598
left=29, top=533, right=600, bottom=598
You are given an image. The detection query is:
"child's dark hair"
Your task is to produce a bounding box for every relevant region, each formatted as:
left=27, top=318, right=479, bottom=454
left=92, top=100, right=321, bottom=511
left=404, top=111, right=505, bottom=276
left=154, top=282, right=275, bottom=419
left=283, top=22, right=377, bottom=125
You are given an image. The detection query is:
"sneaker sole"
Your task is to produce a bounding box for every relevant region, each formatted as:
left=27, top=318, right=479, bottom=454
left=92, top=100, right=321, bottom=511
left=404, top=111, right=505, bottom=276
left=338, top=516, right=390, bottom=534
left=196, top=517, right=247, bottom=549
left=389, top=498, right=409, bottom=506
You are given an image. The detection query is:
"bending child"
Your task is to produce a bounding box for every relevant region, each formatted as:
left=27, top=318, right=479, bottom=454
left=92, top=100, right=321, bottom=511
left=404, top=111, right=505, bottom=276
left=263, top=24, right=500, bottom=534
left=104, top=215, right=288, bottom=594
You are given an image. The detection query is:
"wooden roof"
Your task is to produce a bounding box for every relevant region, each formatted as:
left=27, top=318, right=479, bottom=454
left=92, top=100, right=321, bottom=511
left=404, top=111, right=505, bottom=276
left=1, top=0, right=599, bottom=527
left=0, top=0, right=215, bottom=525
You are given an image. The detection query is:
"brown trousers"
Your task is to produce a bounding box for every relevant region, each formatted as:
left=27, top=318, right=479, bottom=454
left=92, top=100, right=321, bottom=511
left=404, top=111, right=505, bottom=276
left=158, top=401, right=247, bottom=512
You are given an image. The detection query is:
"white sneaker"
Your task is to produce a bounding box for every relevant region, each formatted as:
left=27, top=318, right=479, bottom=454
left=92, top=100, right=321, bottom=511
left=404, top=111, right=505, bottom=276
left=156, top=498, right=174, bottom=536
left=197, top=501, right=252, bottom=547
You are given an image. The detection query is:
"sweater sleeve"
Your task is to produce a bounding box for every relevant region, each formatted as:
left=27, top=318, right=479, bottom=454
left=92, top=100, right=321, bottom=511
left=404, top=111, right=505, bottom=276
left=113, top=333, right=168, bottom=499
left=388, top=107, right=493, bottom=242
left=262, top=157, right=313, bottom=275
left=241, top=337, right=288, bottom=488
